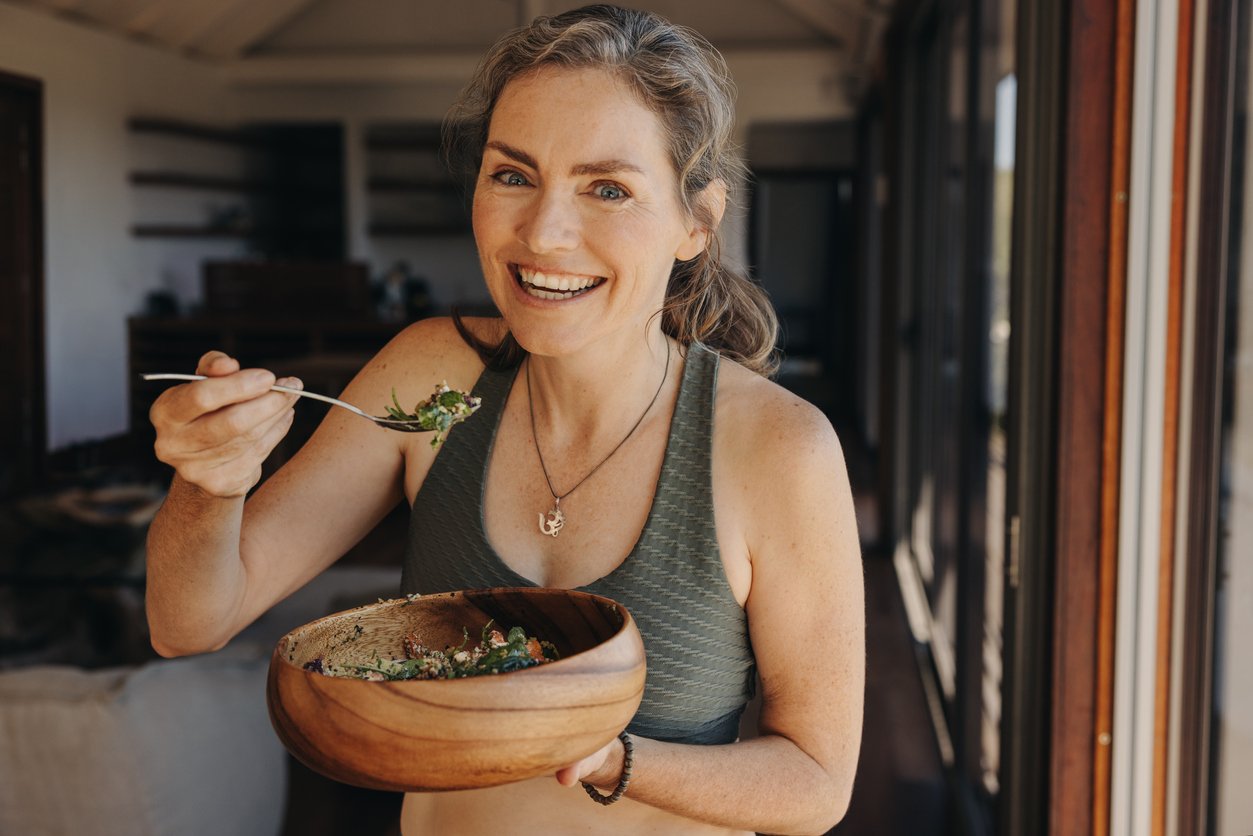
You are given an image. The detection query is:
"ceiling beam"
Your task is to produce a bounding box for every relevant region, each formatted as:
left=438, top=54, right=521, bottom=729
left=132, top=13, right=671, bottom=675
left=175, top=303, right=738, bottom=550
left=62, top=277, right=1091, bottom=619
left=223, top=52, right=487, bottom=86
left=161, top=0, right=252, bottom=49
left=126, top=0, right=249, bottom=48
left=189, top=0, right=318, bottom=59
left=124, top=0, right=173, bottom=35
left=222, top=46, right=842, bottom=87
left=764, top=0, right=859, bottom=48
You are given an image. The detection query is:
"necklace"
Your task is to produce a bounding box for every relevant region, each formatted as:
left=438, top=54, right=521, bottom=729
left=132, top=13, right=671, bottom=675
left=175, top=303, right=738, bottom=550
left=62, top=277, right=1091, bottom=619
left=528, top=340, right=672, bottom=538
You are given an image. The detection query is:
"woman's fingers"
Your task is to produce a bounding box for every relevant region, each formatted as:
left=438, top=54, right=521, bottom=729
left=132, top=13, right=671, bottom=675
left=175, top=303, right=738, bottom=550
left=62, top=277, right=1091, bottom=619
left=196, top=350, right=240, bottom=377
left=554, top=736, right=617, bottom=788
left=149, top=352, right=305, bottom=498
left=174, top=369, right=278, bottom=422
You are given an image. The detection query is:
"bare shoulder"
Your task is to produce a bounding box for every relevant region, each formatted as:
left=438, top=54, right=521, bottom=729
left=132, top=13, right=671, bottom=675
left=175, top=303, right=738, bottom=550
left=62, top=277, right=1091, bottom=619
left=351, top=316, right=501, bottom=405
left=713, top=357, right=846, bottom=481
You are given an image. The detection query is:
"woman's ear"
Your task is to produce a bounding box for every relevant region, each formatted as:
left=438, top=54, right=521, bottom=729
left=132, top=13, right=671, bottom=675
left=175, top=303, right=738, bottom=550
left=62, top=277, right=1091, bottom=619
left=675, top=179, right=727, bottom=262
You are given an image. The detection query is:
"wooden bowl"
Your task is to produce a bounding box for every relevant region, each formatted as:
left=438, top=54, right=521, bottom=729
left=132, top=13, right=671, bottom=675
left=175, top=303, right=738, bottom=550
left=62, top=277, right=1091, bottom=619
left=266, top=587, right=646, bottom=792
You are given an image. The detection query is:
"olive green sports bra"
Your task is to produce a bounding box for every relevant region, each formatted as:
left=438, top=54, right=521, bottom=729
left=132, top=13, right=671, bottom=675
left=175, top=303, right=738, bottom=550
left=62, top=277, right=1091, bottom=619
left=401, top=342, right=755, bottom=745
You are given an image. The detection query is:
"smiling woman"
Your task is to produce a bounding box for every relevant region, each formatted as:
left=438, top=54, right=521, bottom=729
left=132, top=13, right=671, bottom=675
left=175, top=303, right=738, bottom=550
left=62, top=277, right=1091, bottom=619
left=143, top=6, right=863, bottom=836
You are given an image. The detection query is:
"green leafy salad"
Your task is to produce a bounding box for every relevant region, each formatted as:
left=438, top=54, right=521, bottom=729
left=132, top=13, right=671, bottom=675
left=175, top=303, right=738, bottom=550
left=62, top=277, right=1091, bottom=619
left=304, top=621, right=558, bottom=682
left=384, top=381, right=481, bottom=449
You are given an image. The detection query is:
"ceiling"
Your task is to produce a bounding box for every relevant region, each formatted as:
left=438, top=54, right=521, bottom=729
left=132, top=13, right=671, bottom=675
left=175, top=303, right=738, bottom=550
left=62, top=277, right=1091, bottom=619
left=6, top=0, right=890, bottom=89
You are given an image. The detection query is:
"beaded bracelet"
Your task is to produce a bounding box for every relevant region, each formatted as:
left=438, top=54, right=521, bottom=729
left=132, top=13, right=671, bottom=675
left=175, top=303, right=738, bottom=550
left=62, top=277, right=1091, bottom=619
left=582, top=731, right=633, bottom=805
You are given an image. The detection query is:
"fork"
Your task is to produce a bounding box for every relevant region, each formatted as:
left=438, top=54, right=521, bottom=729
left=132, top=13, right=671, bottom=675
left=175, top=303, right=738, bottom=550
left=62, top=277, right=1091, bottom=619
left=141, top=373, right=436, bottom=432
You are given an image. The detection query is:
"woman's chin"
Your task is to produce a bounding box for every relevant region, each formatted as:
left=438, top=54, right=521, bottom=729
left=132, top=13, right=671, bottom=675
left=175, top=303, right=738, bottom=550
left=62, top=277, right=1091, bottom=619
left=506, top=322, right=600, bottom=359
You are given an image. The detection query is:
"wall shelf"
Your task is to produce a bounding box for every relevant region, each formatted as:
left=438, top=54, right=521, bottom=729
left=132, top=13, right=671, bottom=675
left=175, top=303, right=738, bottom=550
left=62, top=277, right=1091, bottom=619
left=367, top=222, right=472, bottom=237
left=364, top=123, right=470, bottom=239
left=128, top=118, right=345, bottom=258
left=128, top=117, right=266, bottom=148
left=129, top=172, right=270, bottom=193
left=366, top=177, right=460, bottom=194
left=365, top=137, right=442, bottom=152
left=131, top=224, right=263, bottom=239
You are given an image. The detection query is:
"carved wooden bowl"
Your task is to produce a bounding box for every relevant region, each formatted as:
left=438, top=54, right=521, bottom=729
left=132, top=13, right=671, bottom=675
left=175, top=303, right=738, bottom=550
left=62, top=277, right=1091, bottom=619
left=266, top=587, right=646, bottom=792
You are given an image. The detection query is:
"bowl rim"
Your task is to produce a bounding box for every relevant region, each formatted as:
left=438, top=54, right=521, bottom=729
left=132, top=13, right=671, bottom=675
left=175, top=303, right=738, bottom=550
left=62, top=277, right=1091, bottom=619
left=272, top=586, right=639, bottom=684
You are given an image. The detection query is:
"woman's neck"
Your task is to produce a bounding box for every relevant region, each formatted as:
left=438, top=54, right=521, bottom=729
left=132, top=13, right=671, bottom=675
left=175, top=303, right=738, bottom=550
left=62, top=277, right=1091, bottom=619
left=524, top=326, right=676, bottom=444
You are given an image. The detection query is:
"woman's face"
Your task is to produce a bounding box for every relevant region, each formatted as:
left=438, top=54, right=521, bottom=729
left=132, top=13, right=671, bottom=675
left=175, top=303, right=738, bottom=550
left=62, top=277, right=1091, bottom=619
left=472, top=67, right=707, bottom=358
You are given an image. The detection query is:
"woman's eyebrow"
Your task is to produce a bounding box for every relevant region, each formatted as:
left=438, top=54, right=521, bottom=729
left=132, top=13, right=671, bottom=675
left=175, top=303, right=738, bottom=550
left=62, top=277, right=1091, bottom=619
left=570, top=159, right=646, bottom=176
left=484, top=141, right=644, bottom=177
left=485, top=140, right=538, bottom=169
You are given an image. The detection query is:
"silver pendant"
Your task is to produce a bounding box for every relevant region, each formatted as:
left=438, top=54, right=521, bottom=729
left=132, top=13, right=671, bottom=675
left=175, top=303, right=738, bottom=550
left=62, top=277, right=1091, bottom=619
left=538, top=498, right=565, bottom=537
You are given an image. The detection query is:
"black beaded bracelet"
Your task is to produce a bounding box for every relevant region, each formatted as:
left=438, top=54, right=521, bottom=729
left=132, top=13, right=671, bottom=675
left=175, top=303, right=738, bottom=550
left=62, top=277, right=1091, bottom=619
left=582, top=731, right=633, bottom=805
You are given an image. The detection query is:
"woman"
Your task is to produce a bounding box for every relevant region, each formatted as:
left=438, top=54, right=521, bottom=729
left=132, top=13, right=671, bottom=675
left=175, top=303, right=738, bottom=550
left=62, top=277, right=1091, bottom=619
left=145, top=6, right=864, bottom=835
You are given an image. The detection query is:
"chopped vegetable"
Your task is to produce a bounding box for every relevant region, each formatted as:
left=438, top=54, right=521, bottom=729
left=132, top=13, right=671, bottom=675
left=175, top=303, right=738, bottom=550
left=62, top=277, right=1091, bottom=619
left=382, top=381, right=481, bottom=449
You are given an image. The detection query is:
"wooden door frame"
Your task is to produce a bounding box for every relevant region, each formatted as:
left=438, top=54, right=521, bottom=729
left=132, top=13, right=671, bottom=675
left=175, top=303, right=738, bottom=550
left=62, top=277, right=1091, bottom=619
left=999, top=0, right=1127, bottom=829
left=0, top=69, right=45, bottom=493
left=1048, top=0, right=1122, bottom=831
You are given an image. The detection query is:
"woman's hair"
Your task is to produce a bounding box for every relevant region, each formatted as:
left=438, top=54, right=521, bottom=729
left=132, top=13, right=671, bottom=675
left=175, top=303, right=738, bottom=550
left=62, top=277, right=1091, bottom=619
left=446, top=4, right=780, bottom=377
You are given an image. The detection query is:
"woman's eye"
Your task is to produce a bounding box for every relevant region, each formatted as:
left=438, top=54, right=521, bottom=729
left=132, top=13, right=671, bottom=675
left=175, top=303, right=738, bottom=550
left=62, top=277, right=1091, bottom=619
left=592, top=183, right=627, bottom=201
left=494, top=171, right=529, bottom=187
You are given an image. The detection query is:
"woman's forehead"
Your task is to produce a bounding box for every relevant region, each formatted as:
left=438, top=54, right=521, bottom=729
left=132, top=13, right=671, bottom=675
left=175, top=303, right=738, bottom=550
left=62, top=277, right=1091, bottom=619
left=487, top=67, right=670, bottom=168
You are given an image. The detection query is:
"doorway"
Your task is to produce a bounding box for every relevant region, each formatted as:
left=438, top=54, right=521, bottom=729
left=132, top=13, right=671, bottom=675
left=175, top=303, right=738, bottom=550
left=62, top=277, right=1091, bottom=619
left=0, top=71, right=45, bottom=496
left=750, top=169, right=858, bottom=425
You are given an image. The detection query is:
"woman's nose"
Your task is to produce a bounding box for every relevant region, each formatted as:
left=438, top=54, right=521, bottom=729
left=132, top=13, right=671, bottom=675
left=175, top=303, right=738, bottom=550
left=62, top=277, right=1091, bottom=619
left=516, top=189, right=580, bottom=253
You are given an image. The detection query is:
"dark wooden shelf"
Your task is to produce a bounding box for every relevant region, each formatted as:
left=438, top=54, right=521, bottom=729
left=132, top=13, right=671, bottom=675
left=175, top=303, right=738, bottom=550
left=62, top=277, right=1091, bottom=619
left=367, top=177, right=460, bottom=194
left=128, top=117, right=267, bottom=148
left=367, top=222, right=472, bottom=237
left=131, top=224, right=264, bottom=239
left=132, top=225, right=343, bottom=239
left=365, top=137, right=442, bottom=152
left=130, top=171, right=270, bottom=193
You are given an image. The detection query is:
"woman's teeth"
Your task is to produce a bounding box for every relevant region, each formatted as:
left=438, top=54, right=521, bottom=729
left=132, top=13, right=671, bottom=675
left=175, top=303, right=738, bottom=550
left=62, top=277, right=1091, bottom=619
left=517, top=268, right=601, bottom=301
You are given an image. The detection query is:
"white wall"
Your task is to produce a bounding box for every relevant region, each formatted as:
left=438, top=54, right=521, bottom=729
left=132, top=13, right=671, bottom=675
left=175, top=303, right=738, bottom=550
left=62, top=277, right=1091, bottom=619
left=0, top=4, right=850, bottom=450
left=0, top=3, right=236, bottom=449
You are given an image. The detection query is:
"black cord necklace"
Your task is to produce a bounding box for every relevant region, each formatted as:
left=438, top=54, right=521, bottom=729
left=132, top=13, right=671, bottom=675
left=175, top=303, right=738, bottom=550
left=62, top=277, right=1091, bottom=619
left=529, top=339, right=672, bottom=538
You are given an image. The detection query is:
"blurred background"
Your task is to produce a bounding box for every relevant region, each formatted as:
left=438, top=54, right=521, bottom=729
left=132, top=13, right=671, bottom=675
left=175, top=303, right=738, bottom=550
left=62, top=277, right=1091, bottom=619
left=0, top=0, right=1249, bottom=835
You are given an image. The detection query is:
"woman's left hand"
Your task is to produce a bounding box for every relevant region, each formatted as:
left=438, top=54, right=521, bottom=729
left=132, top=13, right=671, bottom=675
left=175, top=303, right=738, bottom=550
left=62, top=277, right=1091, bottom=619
left=554, top=734, right=624, bottom=788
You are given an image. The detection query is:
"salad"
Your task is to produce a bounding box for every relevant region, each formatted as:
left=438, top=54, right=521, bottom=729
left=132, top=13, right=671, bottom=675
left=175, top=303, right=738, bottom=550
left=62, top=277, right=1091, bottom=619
left=383, top=381, right=481, bottom=449
left=305, top=621, right=558, bottom=681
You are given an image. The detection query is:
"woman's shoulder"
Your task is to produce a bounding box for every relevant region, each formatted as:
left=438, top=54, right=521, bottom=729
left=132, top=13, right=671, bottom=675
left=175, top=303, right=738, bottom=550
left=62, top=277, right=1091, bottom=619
left=381, top=316, right=512, bottom=374
left=711, top=355, right=847, bottom=518
left=712, top=355, right=846, bottom=485
left=390, top=315, right=507, bottom=359
left=351, top=316, right=507, bottom=407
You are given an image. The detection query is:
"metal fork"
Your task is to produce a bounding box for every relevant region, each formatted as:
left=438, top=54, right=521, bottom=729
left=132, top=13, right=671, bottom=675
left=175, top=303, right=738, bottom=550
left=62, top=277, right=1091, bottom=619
left=141, top=373, right=436, bottom=432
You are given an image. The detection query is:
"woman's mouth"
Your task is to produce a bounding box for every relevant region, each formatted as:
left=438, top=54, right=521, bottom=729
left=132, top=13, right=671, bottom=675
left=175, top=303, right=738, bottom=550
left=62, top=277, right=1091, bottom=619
left=514, top=266, right=605, bottom=301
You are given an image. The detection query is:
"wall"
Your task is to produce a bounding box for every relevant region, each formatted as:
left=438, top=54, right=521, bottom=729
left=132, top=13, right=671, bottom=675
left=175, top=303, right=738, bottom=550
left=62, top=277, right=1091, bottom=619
left=0, top=3, right=236, bottom=449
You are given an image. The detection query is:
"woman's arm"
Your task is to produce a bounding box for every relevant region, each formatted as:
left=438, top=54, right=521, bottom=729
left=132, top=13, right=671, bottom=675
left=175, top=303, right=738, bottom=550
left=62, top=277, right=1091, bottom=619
left=558, top=386, right=865, bottom=835
left=146, top=319, right=481, bottom=656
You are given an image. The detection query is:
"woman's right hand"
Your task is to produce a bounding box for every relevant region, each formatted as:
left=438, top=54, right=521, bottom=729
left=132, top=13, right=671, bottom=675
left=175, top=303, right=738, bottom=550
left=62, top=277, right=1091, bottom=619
left=150, top=350, right=303, bottom=498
